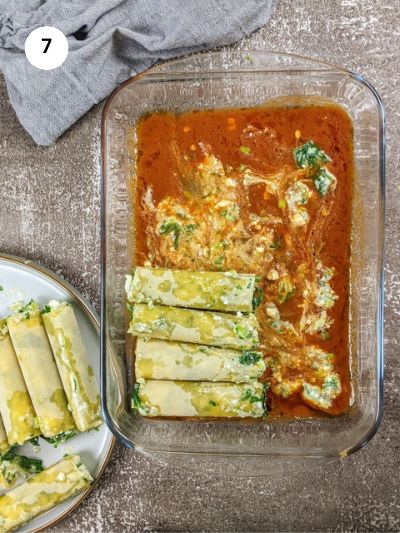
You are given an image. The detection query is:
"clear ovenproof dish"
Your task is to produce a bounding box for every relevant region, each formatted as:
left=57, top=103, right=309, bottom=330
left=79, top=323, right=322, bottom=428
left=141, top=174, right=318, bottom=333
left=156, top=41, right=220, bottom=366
left=101, top=51, right=384, bottom=476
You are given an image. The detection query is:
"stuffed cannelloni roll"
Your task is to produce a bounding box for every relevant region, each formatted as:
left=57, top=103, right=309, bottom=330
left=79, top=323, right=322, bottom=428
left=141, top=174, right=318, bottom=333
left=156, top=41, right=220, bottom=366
left=0, top=417, right=9, bottom=455
left=132, top=380, right=266, bottom=418
left=42, top=301, right=102, bottom=432
left=7, top=301, right=76, bottom=438
left=135, top=338, right=265, bottom=382
left=0, top=455, right=92, bottom=532
left=0, top=448, right=43, bottom=489
left=129, top=304, right=259, bottom=350
left=0, top=320, right=40, bottom=445
left=0, top=420, right=11, bottom=487
left=126, top=267, right=256, bottom=312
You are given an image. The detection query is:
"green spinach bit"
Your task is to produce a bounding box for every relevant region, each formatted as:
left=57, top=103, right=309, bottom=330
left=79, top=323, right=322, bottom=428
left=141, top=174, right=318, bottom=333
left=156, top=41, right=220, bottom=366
left=234, top=324, right=254, bottom=340
left=214, top=255, right=224, bottom=271
left=43, top=430, right=76, bottom=448
left=293, top=140, right=331, bottom=168
left=239, top=351, right=261, bottom=365
left=184, top=223, right=198, bottom=234
left=1, top=449, right=44, bottom=474
left=239, top=146, right=251, bottom=156
left=277, top=277, right=295, bottom=304
left=132, top=383, right=142, bottom=413
left=240, top=389, right=263, bottom=404
left=159, top=220, right=182, bottom=249
left=29, top=436, right=40, bottom=448
left=252, top=287, right=264, bottom=309
left=313, top=167, right=335, bottom=196
left=126, top=302, right=135, bottom=315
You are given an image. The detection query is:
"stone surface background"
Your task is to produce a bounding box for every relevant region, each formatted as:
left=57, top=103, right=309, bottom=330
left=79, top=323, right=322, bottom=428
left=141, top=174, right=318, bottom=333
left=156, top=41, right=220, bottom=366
left=0, top=0, right=399, bottom=531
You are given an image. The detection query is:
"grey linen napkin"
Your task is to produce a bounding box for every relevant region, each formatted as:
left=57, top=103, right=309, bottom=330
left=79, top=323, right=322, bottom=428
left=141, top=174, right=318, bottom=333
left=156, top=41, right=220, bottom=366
left=0, top=0, right=275, bottom=145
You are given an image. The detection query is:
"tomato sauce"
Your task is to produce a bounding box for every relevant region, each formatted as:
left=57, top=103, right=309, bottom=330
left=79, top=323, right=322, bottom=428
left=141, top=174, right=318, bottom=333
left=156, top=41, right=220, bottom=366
left=134, top=104, right=354, bottom=418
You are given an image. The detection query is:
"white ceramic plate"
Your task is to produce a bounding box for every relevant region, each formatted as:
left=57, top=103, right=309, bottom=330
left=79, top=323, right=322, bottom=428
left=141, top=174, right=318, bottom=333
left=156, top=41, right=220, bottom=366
left=0, top=254, right=115, bottom=533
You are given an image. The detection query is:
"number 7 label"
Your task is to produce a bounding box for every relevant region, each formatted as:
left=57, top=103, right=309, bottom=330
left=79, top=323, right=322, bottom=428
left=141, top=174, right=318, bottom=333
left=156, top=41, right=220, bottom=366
left=42, top=38, right=52, bottom=54
left=25, top=27, right=68, bottom=70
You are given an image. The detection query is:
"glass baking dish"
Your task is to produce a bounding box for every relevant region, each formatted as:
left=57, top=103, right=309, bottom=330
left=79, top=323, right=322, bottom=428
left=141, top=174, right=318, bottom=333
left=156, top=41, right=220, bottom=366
left=101, top=51, right=384, bottom=476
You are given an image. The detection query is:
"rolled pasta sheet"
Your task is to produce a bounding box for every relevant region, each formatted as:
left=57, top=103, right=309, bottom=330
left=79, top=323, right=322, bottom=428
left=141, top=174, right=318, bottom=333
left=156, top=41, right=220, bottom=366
left=0, top=416, right=9, bottom=455
left=7, top=301, right=76, bottom=438
left=132, top=380, right=266, bottom=418
left=0, top=454, right=92, bottom=532
left=0, top=320, right=40, bottom=446
left=135, top=338, right=266, bottom=382
left=42, top=301, right=102, bottom=432
left=129, top=304, right=259, bottom=350
left=126, top=267, right=256, bottom=313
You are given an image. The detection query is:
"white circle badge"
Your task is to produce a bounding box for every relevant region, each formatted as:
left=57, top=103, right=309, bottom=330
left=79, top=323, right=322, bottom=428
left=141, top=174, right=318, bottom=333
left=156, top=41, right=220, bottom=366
left=25, top=26, right=69, bottom=70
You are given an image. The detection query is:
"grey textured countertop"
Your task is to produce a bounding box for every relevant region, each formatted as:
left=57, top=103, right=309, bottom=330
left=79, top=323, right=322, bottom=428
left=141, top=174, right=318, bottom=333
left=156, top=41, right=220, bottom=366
left=0, top=0, right=398, bottom=531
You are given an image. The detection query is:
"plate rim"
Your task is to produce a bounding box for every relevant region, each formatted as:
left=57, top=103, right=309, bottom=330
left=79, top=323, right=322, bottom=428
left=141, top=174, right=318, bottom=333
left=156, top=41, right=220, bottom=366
left=0, top=252, right=116, bottom=533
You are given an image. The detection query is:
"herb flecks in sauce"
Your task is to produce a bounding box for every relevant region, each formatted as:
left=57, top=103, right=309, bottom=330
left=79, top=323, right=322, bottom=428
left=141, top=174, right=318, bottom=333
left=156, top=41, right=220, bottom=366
left=135, top=105, right=353, bottom=417
left=158, top=219, right=183, bottom=249
left=239, top=146, right=252, bottom=156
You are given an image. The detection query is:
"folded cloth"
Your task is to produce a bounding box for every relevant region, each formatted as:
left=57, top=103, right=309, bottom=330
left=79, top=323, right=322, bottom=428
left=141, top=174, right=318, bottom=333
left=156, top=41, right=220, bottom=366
left=0, top=0, right=275, bottom=145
